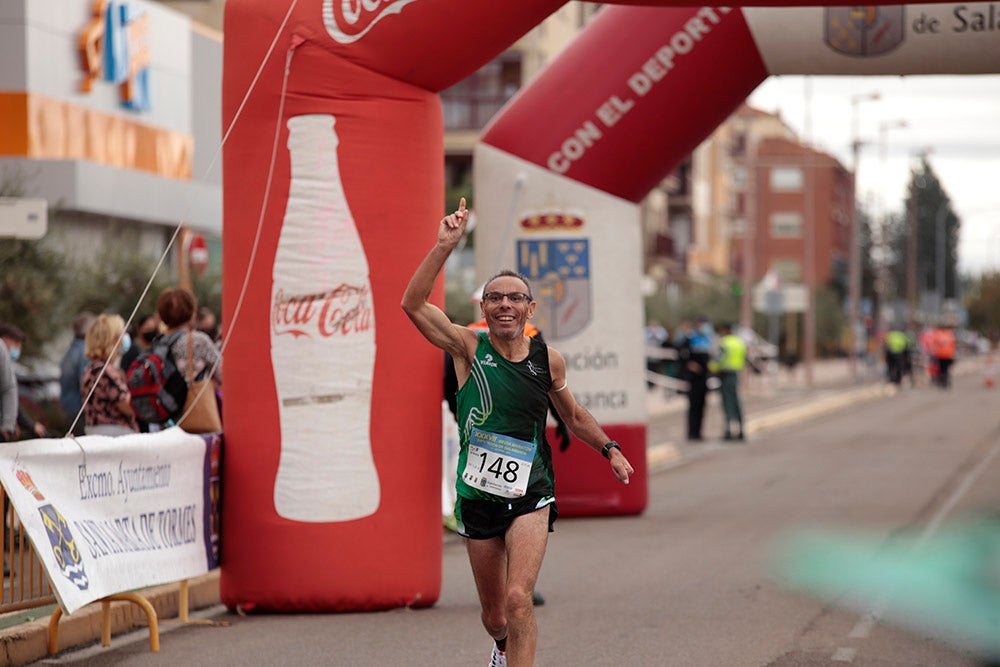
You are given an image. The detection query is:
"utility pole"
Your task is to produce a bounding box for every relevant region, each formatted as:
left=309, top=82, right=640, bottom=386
left=906, top=185, right=917, bottom=325
left=848, top=91, right=879, bottom=382
left=876, top=119, right=907, bottom=329
left=803, top=151, right=816, bottom=387
left=178, top=226, right=193, bottom=292
left=740, top=138, right=756, bottom=331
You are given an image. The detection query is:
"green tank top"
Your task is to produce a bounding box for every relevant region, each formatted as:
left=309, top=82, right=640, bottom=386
left=455, top=332, right=555, bottom=501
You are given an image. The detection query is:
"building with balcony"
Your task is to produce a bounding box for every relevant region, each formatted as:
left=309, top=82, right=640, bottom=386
left=441, top=4, right=603, bottom=195
left=681, top=103, right=851, bottom=294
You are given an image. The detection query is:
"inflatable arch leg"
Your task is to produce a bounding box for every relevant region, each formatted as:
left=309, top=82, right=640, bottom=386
left=221, top=26, right=446, bottom=612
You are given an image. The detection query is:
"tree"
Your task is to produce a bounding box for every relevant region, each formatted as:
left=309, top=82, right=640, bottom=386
left=897, top=158, right=960, bottom=314
left=964, top=272, right=1000, bottom=339
left=0, top=167, right=69, bottom=358
left=190, top=264, right=223, bottom=327
left=68, top=245, right=174, bottom=326
left=858, top=206, right=878, bottom=313
left=0, top=240, right=69, bottom=358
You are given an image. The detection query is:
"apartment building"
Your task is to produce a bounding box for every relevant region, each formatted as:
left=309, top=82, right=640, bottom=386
left=676, top=104, right=851, bottom=293
left=1, top=0, right=222, bottom=270
left=441, top=4, right=603, bottom=192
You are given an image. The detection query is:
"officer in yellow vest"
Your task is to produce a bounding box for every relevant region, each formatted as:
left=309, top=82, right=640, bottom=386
left=715, top=323, right=747, bottom=441
left=884, top=328, right=909, bottom=385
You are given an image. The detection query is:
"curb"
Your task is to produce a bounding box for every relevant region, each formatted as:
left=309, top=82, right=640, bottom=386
left=0, top=570, right=221, bottom=666
left=647, top=382, right=891, bottom=474
left=745, top=383, right=892, bottom=434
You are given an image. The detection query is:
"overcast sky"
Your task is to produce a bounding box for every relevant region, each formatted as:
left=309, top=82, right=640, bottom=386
left=746, top=74, right=1000, bottom=277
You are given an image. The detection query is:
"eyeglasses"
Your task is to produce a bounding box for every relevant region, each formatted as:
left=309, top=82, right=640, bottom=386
left=482, top=291, right=532, bottom=305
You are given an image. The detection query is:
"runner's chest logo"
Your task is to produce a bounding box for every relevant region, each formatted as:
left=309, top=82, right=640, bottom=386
left=481, top=353, right=498, bottom=369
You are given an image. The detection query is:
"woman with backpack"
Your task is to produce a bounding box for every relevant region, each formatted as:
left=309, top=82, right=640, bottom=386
left=81, top=314, right=139, bottom=436
left=156, top=288, right=223, bottom=389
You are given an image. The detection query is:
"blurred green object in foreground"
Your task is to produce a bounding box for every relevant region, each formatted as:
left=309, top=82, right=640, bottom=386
left=776, top=514, right=1000, bottom=660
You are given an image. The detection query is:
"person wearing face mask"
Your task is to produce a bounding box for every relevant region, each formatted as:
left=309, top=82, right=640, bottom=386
left=0, top=323, right=48, bottom=440
left=80, top=314, right=138, bottom=436
left=0, top=325, right=19, bottom=442
left=59, top=312, right=95, bottom=435
left=119, top=313, right=161, bottom=433
left=120, top=313, right=161, bottom=373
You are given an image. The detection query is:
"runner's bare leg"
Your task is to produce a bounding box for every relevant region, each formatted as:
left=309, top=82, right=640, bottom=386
left=468, top=506, right=549, bottom=666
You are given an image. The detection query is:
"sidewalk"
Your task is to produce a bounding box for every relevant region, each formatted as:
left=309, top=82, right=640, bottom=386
left=0, top=358, right=903, bottom=665
left=645, top=358, right=893, bottom=471
left=0, top=571, right=222, bottom=666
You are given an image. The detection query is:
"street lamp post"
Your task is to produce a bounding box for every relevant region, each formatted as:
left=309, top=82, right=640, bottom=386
left=876, top=118, right=907, bottom=329
left=848, top=91, right=879, bottom=382
left=907, top=181, right=917, bottom=325
left=936, top=200, right=950, bottom=319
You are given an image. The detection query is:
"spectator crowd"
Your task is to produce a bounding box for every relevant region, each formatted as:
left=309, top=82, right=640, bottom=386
left=0, top=287, right=222, bottom=442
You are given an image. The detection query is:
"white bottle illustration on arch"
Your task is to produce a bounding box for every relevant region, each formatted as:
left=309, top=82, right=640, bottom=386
left=270, top=114, right=379, bottom=522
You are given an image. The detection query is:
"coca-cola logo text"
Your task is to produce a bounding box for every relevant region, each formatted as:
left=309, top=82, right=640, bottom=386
left=272, top=284, right=373, bottom=338
left=323, top=0, right=420, bottom=44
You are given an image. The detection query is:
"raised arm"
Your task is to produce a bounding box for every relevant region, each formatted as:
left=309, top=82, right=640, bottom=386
left=547, top=346, right=634, bottom=484
left=401, top=198, right=476, bottom=361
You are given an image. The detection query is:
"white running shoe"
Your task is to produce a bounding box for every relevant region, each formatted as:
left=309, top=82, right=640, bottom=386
left=488, top=643, right=507, bottom=667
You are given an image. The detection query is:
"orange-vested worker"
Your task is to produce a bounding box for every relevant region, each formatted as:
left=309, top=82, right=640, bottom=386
left=930, top=325, right=957, bottom=388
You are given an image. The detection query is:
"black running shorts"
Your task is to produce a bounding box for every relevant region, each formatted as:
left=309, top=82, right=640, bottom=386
left=455, top=495, right=558, bottom=540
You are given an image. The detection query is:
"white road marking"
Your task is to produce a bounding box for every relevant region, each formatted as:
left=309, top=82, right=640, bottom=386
left=832, top=647, right=857, bottom=662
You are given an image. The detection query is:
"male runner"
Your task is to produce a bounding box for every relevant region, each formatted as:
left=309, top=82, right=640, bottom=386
left=402, top=198, right=634, bottom=667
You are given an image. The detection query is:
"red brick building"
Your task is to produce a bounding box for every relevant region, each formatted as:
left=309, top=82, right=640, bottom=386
left=732, top=135, right=852, bottom=290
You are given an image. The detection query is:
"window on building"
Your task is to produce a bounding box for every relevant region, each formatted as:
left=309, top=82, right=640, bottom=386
left=441, top=55, right=522, bottom=131
left=771, top=259, right=802, bottom=283
left=733, top=191, right=746, bottom=216
left=732, top=165, right=747, bottom=189
left=770, top=166, right=803, bottom=191
left=730, top=133, right=746, bottom=157
left=769, top=211, right=802, bottom=238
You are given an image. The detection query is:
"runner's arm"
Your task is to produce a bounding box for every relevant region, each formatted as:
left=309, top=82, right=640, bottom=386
left=401, top=198, right=476, bottom=361
left=547, top=347, right=633, bottom=484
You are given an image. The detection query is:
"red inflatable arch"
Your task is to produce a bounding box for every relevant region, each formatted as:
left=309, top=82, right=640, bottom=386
left=220, top=1, right=996, bottom=611
left=472, top=2, right=999, bottom=519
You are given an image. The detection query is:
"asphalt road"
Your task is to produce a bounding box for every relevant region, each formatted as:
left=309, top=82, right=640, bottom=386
left=37, top=369, right=1000, bottom=667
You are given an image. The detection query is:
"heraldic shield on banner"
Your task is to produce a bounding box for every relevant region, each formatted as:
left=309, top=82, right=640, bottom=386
left=825, top=6, right=905, bottom=57
left=517, top=238, right=591, bottom=340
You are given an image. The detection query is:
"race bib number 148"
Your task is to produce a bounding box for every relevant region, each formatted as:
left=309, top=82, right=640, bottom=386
left=462, top=427, right=537, bottom=498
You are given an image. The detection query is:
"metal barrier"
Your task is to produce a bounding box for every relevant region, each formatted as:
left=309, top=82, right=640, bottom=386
left=0, top=486, right=167, bottom=655
left=0, top=485, right=57, bottom=614
left=0, top=465, right=221, bottom=657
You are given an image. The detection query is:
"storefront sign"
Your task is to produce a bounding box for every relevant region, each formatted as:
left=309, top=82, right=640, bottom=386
left=79, top=0, right=151, bottom=111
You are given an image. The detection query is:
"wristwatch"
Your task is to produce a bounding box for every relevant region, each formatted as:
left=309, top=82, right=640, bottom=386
left=601, top=441, right=621, bottom=459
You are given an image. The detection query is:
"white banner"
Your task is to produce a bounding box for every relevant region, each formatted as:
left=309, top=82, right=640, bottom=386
left=744, top=4, right=1000, bottom=75
left=0, top=427, right=221, bottom=614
